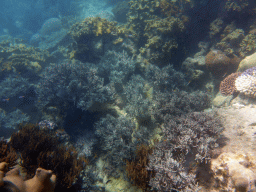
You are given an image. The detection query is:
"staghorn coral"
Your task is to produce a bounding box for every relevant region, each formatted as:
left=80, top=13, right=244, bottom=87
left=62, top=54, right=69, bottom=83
left=151, top=90, right=211, bottom=122
left=38, top=59, right=114, bottom=111
left=219, top=72, right=241, bottom=96
left=99, top=50, right=136, bottom=84
left=145, top=64, right=187, bottom=92
left=0, top=162, right=56, bottom=192
left=95, top=114, right=149, bottom=169
left=148, top=111, right=223, bottom=191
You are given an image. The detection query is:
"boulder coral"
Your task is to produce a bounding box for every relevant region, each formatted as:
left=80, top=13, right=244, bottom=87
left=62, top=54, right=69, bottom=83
left=237, top=51, right=256, bottom=72
left=205, top=50, right=240, bottom=78
left=0, top=162, right=56, bottom=192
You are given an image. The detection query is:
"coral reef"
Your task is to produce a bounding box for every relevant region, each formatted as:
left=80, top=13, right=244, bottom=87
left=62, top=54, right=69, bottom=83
left=0, top=38, right=49, bottom=78
left=225, top=0, right=249, bottom=12
left=216, top=29, right=244, bottom=56
left=95, top=114, right=149, bottom=168
left=145, top=64, right=187, bottom=92
left=125, top=0, right=191, bottom=65
left=209, top=18, right=224, bottom=38
left=70, top=17, right=126, bottom=63
left=38, top=59, right=114, bottom=111
left=205, top=50, right=240, bottom=78
left=239, top=33, right=256, bottom=57
left=237, top=51, right=256, bottom=72
left=39, top=18, right=62, bottom=36
left=148, top=112, right=224, bottom=191
left=151, top=90, right=211, bottom=122
left=9, top=124, right=87, bottom=189
left=126, top=144, right=153, bottom=191
left=0, top=162, right=56, bottom=192
left=211, top=152, right=256, bottom=192
left=0, top=108, right=30, bottom=130
left=235, top=67, right=256, bottom=97
left=99, top=50, right=136, bottom=83
left=0, top=140, right=17, bottom=167
left=219, top=72, right=241, bottom=96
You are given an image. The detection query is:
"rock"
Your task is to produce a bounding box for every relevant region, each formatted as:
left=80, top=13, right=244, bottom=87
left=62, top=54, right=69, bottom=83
left=237, top=52, right=256, bottom=72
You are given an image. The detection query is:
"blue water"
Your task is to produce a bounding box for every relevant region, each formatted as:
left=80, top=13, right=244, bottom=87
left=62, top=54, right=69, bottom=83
left=0, top=0, right=256, bottom=191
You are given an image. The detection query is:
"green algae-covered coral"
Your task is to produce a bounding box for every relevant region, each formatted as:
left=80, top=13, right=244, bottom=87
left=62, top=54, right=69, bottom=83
left=70, top=17, right=126, bottom=62
left=126, top=0, right=191, bottom=66
left=225, top=0, right=249, bottom=12
left=239, top=33, right=256, bottom=57
left=0, top=38, right=49, bottom=76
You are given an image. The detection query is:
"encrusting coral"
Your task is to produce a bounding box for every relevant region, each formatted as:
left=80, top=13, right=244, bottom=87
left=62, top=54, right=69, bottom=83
left=235, top=67, right=256, bottom=97
left=0, top=162, right=56, bottom=192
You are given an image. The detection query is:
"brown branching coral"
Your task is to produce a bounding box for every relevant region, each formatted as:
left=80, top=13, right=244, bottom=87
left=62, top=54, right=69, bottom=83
left=219, top=72, right=241, bottom=96
left=9, top=123, right=87, bottom=189
left=126, top=144, right=153, bottom=191
left=0, top=139, right=17, bottom=167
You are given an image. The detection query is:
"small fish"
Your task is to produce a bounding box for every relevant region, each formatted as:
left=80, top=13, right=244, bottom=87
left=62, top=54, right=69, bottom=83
left=19, top=96, right=25, bottom=99
left=2, top=98, right=9, bottom=102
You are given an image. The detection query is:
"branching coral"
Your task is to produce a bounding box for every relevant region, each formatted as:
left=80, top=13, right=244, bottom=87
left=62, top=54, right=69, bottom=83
left=95, top=114, right=149, bottom=168
left=147, top=112, right=224, bottom=191
left=126, top=144, right=153, bottom=191
left=9, top=124, right=87, bottom=189
left=151, top=90, right=211, bottom=122
left=0, top=139, right=17, bottom=167
left=38, top=59, right=114, bottom=111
